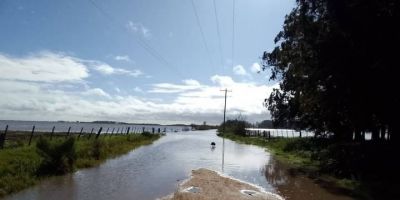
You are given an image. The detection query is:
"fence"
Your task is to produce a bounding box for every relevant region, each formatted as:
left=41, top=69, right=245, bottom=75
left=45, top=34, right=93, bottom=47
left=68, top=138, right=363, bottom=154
left=0, top=125, right=173, bottom=149
left=245, top=128, right=313, bottom=139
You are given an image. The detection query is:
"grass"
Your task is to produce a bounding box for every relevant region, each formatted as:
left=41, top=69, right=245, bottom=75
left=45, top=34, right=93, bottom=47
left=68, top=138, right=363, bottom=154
left=217, top=132, right=369, bottom=199
left=0, top=133, right=161, bottom=197
left=218, top=133, right=315, bottom=167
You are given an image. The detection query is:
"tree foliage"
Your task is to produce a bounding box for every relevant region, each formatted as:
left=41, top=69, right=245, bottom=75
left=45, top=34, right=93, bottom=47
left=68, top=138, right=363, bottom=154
left=263, top=0, right=400, bottom=141
left=218, top=115, right=251, bottom=136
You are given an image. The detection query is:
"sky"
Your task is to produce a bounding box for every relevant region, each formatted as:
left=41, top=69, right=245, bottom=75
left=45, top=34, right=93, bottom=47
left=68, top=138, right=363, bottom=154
left=0, top=0, right=295, bottom=125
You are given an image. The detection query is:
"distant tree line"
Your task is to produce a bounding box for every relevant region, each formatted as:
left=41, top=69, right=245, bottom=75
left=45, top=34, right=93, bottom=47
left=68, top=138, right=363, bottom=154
left=254, top=120, right=299, bottom=129
left=263, top=0, right=400, bottom=142
left=218, top=118, right=251, bottom=136
left=190, top=123, right=219, bottom=130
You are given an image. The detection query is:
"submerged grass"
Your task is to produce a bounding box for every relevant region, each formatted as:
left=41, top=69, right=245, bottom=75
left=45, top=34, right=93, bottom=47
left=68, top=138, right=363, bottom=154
left=0, top=134, right=160, bottom=197
left=217, top=132, right=369, bottom=199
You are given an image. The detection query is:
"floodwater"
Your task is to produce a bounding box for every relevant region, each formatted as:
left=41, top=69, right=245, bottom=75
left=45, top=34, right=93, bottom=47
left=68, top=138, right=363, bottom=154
left=3, top=130, right=354, bottom=200
left=0, top=120, right=187, bottom=133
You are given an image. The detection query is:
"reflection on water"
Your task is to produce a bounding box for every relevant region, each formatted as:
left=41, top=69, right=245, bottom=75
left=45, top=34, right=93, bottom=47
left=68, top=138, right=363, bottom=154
left=3, top=130, right=354, bottom=200
left=264, top=158, right=354, bottom=200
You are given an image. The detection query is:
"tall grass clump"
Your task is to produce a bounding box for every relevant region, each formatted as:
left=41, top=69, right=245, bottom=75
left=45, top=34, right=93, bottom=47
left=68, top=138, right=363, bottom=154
left=36, top=137, right=76, bottom=175
left=0, top=134, right=161, bottom=197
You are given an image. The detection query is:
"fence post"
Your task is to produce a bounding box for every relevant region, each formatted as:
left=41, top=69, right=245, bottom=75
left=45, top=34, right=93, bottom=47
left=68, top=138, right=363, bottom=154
left=158, top=128, right=160, bottom=133
left=28, top=125, right=35, bottom=146
left=0, top=125, right=8, bottom=149
left=152, top=127, right=155, bottom=134
left=78, top=127, right=83, bottom=140
left=299, top=130, right=302, bottom=138
left=142, top=127, right=145, bottom=133
left=66, top=126, right=71, bottom=138
left=105, top=127, right=109, bottom=136
left=50, top=126, right=55, bottom=140
left=126, top=127, right=130, bottom=135
left=96, top=127, right=103, bottom=139
left=88, top=128, right=94, bottom=139
left=110, top=128, right=115, bottom=137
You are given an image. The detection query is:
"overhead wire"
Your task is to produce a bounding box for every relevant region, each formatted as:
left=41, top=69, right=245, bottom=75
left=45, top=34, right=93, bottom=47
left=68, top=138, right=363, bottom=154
left=190, top=0, right=214, bottom=69
left=212, top=0, right=224, bottom=66
left=87, top=0, right=186, bottom=79
left=231, top=0, right=236, bottom=69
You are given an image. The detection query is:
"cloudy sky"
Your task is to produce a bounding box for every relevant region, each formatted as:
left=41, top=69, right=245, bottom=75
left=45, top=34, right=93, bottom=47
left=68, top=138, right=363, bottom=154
left=0, top=0, right=294, bottom=124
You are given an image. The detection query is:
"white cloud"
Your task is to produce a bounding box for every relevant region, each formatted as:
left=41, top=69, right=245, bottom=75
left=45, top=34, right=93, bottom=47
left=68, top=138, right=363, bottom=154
left=0, top=52, right=89, bottom=83
left=94, top=64, right=143, bottom=77
left=233, top=65, right=248, bottom=76
left=114, top=55, right=131, bottom=62
left=211, top=75, right=235, bottom=87
left=126, top=21, right=151, bottom=38
left=182, top=79, right=200, bottom=86
left=83, top=88, right=110, bottom=98
left=250, top=63, right=261, bottom=73
left=133, top=87, right=143, bottom=92
left=147, top=75, right=279, bottom=123
left=0, top=51, right=277, bottom=124
left=149, top=79, right=204, bottom=93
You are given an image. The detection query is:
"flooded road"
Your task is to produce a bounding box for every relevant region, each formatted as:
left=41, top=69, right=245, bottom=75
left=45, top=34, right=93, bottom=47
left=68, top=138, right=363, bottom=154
left=3, top=130, right=354, bottom=200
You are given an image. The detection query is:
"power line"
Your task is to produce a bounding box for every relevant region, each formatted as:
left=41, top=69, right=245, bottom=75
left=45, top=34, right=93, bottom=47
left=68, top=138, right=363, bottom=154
left=212, top=0, right=223, bottom=66
left=87, top=0, right=185, bottom=79
left=231, top=0, right=236, bottom=69
left=190, top=0, right=214, bottom=68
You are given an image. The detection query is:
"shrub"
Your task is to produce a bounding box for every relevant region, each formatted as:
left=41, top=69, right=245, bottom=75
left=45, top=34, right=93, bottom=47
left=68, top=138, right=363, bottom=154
left=36, top=137, right=76, bottom=175
left=218, top=119, right=249, bottom=136
left=141, top=131, right=152, bottom=137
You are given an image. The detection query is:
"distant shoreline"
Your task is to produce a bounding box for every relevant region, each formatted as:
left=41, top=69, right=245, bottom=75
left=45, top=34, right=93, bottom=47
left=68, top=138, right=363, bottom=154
left=0, top=119, right=200, bottom=127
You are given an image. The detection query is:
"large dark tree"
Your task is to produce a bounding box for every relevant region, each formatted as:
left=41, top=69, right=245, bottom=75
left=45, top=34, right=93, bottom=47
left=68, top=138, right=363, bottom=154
left=263, top=0, right=400, bottom=142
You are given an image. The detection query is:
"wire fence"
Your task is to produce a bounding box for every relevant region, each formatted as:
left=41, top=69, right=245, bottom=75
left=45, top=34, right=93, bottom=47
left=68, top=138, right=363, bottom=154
left=245, top=128, right=314, bottom=139
left=0, top=124, right=174, bottom=149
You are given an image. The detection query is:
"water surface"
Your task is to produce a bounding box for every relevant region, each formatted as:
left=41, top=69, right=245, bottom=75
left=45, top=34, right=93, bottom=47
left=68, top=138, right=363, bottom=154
left=3, top=130, right=354, bottom=200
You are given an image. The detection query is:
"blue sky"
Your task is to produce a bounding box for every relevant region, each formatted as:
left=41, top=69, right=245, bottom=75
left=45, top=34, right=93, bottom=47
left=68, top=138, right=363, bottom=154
left=0, top=0, right=295, bottom=124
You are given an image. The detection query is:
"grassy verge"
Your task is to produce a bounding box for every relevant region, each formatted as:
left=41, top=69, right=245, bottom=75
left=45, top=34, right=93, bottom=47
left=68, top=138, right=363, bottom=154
left=0, top=133, right=161, bottom=197
left=218, top=132, right=371, bottom=199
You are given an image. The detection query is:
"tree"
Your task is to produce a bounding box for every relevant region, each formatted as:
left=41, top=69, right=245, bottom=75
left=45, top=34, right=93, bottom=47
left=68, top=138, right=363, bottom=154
left=263, top=0, right=400, bottom=142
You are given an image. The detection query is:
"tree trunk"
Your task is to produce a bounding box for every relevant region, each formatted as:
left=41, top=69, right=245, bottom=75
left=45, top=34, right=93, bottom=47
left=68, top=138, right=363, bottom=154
left=389, top=124, right=400, bottom=145
left=361, top=131, right=366, bottom=141
left=371, top=127, right=380, bottom=142
left=354, top=128, right=362, bottom=142
left=380, top=126, right=386, bottom=141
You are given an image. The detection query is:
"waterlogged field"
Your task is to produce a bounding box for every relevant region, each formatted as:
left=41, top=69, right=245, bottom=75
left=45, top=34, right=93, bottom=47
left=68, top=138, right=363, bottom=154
left=0, top=134, right=160, bottom=197
left=3, top=130, right=355, bottom=200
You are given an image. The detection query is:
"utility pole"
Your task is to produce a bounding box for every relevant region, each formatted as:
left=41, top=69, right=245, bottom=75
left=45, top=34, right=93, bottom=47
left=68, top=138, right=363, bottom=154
left=221, top=88, right=232, bottom=133
left=220, top=88, right=231, bottom=172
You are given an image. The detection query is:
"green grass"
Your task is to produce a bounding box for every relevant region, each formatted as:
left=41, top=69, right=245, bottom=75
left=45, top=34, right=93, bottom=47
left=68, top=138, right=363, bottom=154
left=218, top=132, right=368, bottom=199
left=0, top=134, right=161, bottom=197
left=218, top=132, right=315, bottom=167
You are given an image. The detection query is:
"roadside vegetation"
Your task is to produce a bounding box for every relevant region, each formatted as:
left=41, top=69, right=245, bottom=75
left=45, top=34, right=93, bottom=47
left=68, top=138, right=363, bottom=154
left=190, top=122, right=219, bottom=131
left=0, top=133, right=160, bottom=197
left=218, top=119, right=399, bottom=199
left=235, top=0, right=400, bottom=199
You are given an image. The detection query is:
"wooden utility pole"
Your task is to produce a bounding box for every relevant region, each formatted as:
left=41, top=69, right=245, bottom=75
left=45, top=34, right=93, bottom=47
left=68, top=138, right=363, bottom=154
left=220, top=88, right=231, bottom=172
left=220, top=89, right=232, bottom=134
